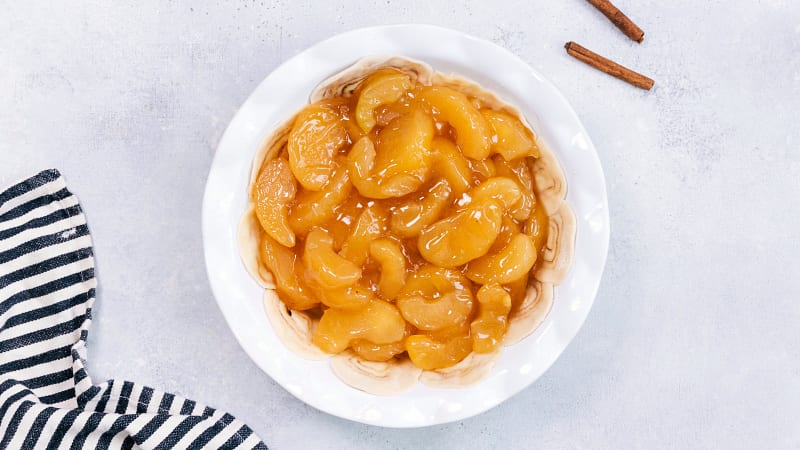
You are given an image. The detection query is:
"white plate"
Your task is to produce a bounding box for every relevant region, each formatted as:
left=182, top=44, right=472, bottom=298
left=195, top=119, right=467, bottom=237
left=202, top=24, right=609, bottom=428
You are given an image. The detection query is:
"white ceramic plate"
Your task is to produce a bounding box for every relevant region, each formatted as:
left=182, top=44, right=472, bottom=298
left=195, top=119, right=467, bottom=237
left=202, top=24, right=609, bottom=428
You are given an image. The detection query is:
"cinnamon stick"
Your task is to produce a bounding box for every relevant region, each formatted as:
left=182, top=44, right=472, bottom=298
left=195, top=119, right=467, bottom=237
left=564, top=42, right=654, bottom=90
left=586, top=0, right=645, bottom=43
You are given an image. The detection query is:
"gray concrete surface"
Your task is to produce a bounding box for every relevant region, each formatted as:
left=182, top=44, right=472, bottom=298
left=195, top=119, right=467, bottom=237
left=2, top=1, right=799, bottom=448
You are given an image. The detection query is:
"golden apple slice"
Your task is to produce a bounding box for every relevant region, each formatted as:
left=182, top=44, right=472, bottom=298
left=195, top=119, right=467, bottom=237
left=355, top=68, right=413, bottom=132
left=288, top=100, right=348, bottom=190
left=252, top=157, right=296, bottom=247
left=419, top=85, right=491, bottom=159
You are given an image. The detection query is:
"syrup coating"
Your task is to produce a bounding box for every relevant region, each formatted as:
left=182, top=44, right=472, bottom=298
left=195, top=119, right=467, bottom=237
left=246, top=63, right=566, bottom=374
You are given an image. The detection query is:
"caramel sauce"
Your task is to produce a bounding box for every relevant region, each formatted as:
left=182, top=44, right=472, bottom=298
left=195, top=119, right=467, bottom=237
left=252, top=68, right=547, bottom=369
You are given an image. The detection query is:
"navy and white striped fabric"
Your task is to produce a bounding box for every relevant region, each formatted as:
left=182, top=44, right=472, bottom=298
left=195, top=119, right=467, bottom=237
left=0, top=170, right=267, bottom=449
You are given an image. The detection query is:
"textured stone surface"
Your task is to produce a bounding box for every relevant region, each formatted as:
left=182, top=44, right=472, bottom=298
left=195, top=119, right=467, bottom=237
left=2, top=1, right=799, bottom=448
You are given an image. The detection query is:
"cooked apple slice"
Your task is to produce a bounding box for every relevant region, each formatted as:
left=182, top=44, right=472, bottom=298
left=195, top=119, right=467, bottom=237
left=355, top=68, right=413, bottom=133
left=420, top=85, right=491, bottom=159
left=288, top=100, right=348, bottom=190
left=252, top=157, right=296, bottom=247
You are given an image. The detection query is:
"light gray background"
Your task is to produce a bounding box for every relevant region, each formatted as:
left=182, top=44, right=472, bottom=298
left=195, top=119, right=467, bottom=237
left=2, top=1, right=798, bottom=448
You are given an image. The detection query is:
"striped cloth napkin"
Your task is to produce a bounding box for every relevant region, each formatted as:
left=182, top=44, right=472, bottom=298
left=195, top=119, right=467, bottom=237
left=0, top=170, right=267, bottom=449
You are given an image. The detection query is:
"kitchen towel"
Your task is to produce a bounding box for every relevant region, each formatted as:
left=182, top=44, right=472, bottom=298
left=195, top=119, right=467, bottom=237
left=0, top=169, right=267, bottom=449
